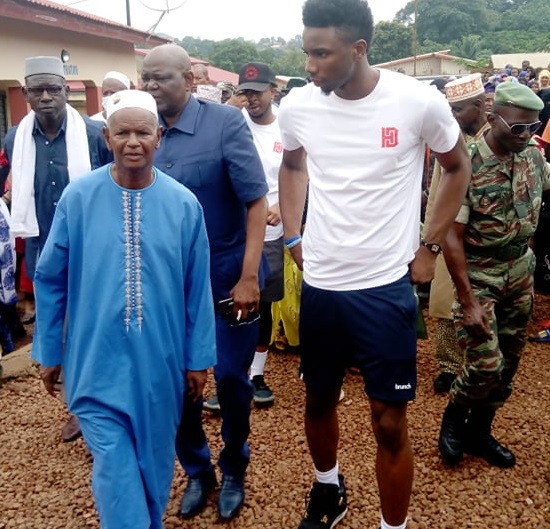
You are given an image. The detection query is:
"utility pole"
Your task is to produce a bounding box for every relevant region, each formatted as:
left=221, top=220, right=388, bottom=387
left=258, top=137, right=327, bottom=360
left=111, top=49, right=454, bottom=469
left=413, top=0, right=418, bottom=77
left=125, top=0, right=131, bottom=26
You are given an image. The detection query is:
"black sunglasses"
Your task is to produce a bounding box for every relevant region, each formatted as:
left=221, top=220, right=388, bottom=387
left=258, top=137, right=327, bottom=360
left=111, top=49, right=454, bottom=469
left=494, top=113, right=542, bottom=136
left=25, top=85, right=65, bottom=96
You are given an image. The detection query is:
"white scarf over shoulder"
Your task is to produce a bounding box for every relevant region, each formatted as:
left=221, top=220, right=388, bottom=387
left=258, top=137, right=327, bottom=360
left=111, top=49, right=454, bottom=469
left=10, top=105, right=91, bottom=238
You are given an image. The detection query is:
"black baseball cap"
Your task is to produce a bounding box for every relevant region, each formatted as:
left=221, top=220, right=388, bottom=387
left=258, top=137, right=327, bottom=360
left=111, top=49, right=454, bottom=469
left=237, top=62, right=277, bottom=92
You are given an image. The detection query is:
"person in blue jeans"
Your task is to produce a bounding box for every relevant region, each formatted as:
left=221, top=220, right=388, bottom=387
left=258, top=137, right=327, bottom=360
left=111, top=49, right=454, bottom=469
left=142, top=43, right=268, bottom=521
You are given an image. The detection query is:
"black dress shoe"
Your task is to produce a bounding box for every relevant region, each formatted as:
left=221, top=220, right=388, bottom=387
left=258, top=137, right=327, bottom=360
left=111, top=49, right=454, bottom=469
left=179, top=468, right=217, bottom=518
left=217, top=474, right=245, bottom=520
left=433, top=372, right=456, bottom=393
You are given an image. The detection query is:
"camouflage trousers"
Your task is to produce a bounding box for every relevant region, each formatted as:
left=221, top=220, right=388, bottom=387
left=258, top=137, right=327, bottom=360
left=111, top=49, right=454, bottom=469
left=450, top=250, right=535, bottom=409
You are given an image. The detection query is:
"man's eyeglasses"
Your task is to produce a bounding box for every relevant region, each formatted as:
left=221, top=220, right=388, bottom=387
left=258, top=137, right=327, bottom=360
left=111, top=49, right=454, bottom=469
left=24, top=85, right=65, bottom=96
left=494, top=113, right=542, bottom=136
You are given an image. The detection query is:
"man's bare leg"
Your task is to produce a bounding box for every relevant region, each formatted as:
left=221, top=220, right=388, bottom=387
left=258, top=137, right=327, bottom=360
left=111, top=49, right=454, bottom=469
left=304, top=387, right=341, bottom=471
left=370, top=399, right=412, bottom=526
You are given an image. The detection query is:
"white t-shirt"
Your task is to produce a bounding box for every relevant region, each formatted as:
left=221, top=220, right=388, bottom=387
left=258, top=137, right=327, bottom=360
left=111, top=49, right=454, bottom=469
left=278, top=69, right=460, bottom=291
left=243, top=107, right=284, bottom=241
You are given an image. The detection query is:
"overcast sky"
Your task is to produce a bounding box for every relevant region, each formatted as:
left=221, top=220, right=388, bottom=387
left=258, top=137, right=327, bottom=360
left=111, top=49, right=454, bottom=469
left=60, top=0, right=410, bottom=41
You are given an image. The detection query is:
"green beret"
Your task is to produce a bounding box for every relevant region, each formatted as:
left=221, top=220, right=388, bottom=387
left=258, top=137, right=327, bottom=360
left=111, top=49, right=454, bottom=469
left=494, top=82, right=544, bottom=111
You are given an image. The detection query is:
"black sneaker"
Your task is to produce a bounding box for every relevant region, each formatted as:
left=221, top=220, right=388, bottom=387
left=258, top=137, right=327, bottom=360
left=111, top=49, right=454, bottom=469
left=298, top=474, right=348, bottom=529
left=251, top=375, right=275, bottom=405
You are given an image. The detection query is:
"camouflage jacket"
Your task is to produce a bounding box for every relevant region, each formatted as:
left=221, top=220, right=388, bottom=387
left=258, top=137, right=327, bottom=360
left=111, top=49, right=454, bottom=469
left=456, top=135, right=550, bottom=248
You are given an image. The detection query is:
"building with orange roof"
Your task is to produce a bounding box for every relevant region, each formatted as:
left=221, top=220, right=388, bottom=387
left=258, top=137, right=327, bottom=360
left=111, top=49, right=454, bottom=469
left=0, top=0, right=170, bottom=138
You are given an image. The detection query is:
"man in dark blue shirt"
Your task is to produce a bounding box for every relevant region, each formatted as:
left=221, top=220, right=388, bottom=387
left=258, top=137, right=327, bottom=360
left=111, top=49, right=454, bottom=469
left=0, top=56, right=111, bottom=443
left=143, top=43, right=268, bottom=521
left=1, top=56, right=111, bottom=274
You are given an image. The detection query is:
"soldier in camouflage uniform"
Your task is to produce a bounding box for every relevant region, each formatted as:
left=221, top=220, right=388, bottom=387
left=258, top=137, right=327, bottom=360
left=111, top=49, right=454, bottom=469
left=424, top=74, right=490, bottom=393
left=439, top=82, right=550, bottom=468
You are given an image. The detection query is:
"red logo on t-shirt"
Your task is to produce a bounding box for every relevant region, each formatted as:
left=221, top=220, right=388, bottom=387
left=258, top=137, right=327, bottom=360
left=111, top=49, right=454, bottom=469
left=273, top=141, right=283, bottom=153
left=381, top=127, right=399, bottom=148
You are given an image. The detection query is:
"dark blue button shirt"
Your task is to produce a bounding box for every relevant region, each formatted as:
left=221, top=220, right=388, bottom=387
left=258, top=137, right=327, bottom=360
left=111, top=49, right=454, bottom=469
left=155, top=97, right=267, bottom=255
left=3, top=114, right=111, bottom=251
left=154, top=97, right=268, bottom=298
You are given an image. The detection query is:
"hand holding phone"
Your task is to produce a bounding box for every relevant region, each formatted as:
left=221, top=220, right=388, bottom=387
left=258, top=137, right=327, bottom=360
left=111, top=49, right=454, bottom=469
left=217, top=298, right=260, bottom=326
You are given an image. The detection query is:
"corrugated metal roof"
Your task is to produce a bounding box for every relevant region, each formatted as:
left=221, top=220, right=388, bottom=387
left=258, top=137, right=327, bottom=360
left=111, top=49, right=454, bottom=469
left=23, top=0, right=131, bottom=29
left=9, top=0, right=170, bottom=44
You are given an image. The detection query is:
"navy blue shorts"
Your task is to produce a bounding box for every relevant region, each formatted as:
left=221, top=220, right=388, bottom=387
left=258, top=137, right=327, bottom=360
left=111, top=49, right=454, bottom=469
left=300, top=274, right=417, bottom=402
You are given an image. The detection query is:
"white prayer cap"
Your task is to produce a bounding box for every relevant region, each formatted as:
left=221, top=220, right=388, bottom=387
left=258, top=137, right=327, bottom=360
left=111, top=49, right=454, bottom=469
left=25, top=56, right=65, bottom=78
left=103, top=71, right=131, bottom=89
left=445, top=73, right=484, bottom=103
left=106, top=90, right=158, bottom=120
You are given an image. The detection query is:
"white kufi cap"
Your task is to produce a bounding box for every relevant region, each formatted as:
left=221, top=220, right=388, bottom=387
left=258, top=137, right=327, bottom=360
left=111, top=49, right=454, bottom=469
left=103, top=71, right=131, bottom=89
left=106, top=90, right=158, bottom=120
left=445, top=73, right=484, bottom=103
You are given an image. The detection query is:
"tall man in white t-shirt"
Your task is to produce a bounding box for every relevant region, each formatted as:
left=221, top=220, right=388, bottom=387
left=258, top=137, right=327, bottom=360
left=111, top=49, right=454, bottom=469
left=278, top=1, right=471, bottom=529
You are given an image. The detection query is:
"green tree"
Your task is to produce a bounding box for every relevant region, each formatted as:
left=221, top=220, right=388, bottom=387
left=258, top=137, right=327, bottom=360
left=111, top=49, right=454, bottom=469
left=175, top=36, right=215, bottom=60
left=209, top=39, right=260, bottom=73
left=369, top=21, right=413, bottom=64
left=273, top=48, right=307, bottom=77
left=397, top=0, right=491, bottom=43
left=480, top=30, right=550, bottom=54
left=500, top=0, right=550, bottom=32
left=450, top=34, right=483, bottom=60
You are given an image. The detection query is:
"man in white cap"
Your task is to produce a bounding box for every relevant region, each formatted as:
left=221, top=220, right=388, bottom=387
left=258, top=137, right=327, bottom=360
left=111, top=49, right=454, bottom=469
left=0, top=55, right=112, bottom=442
left=90, top=70, right=132, bottom=122
left=424, top=73, right=490, bottom=394
left=32, top=89, right=216, bottom=529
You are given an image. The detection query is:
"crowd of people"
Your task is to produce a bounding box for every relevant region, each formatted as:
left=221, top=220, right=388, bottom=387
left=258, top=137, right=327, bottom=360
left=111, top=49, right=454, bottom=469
left=1, top=0, right=550, bottom=528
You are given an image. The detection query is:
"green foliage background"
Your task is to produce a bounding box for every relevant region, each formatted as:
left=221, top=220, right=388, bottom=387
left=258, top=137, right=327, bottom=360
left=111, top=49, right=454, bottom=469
left=173, top=0, right=550, bottom=75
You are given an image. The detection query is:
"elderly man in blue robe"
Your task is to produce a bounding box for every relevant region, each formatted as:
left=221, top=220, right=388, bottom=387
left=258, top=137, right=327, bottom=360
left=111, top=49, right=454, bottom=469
left=32, top=90, right=217, bottom=529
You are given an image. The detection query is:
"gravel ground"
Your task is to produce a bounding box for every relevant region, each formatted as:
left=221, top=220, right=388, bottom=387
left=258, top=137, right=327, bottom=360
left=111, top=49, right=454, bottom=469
left=1, top=295, right=549, bottom=529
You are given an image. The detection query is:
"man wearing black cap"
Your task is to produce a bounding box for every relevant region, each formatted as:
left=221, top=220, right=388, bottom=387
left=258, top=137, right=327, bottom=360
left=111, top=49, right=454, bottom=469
left=205, top=62, right=283, bottom=409
left=0, top=55, right=111, bottom=443
left=235, top=62, right=284, bottom=406
left=439, top=82, right=550, bottom=468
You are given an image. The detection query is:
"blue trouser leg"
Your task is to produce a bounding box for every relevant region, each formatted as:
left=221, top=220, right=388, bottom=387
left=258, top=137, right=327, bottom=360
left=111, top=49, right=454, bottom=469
left=175, top=393, right=213, bottom=477
left=175, top=315, right=258, bottom=478
left=216, top=315, right=258, bottom=477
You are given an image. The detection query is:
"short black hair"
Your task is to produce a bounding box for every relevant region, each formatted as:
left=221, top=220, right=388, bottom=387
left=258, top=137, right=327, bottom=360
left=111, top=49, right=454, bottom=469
left=302, top=0, right=374, bottom=48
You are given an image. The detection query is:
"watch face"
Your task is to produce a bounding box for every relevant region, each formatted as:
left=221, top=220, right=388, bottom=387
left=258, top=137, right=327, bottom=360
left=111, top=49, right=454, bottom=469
left=423, top=241, right=441, bottom=253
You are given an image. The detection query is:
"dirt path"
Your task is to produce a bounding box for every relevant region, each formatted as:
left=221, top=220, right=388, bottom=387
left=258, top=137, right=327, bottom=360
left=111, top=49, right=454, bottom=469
left=1, top=296, right=549, bottom=529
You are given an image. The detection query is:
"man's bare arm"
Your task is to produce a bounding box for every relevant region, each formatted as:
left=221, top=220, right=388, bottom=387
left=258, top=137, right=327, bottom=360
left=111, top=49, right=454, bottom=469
left=278, top=147, right=308, bottom=269
left=422, top=136, right=471, bottom=247
left=444, top=222, right=491, bottom=340
left=411, top=137, right=471, bottom=283
left=230, top=195, right=268, bottom=319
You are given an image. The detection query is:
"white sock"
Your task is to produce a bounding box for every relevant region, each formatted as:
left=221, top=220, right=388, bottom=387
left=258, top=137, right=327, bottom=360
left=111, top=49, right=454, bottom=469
left=314, top=463, right=339, bottom=486
left=250, top=351, right=268, bottom=378
left=381, top=516, right=408, bottom=529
